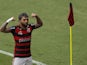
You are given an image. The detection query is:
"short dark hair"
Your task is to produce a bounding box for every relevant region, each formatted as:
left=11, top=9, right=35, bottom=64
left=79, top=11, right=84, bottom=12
left=18, top=13, right=29, bottom=20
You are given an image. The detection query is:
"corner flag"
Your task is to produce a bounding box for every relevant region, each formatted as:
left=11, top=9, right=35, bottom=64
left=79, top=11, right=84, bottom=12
left=68, top=2, right=74, bottom=65
left=68, top=3, right=74, bottom=26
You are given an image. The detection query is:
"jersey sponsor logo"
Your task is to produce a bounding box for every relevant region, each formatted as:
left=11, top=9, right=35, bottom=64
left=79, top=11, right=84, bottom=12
left=19, top=38, right=30, bottom=43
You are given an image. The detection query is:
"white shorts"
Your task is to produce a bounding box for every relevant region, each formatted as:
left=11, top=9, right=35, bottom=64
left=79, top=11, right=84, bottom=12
left=13, top=56, right=32, bottom=65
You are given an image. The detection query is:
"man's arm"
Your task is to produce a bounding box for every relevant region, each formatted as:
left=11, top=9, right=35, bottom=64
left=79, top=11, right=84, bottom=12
left=0, top=22, right=10, bottom=33
left=31, top=13, right=43, bottom=28
left=0, top=17, right=14, bottom=33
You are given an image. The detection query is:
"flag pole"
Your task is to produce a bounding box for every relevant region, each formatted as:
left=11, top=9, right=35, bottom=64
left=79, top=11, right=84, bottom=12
left=70, top=26, right=73, bottom=65
left=68, top=2, right=74, bottom=65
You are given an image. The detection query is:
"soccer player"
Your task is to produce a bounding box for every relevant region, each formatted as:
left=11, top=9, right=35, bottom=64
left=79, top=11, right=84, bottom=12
left=0, top=13, right=43, bottom=65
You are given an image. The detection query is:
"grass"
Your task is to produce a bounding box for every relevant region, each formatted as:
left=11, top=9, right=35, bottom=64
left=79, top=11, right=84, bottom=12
left=0, top=0, right=87, bottom=65
left=0, top=54, right=12, bottom=65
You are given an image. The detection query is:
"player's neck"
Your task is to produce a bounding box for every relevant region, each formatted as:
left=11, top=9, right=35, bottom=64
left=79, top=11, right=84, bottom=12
left=19, top=23, right=27, bottom=30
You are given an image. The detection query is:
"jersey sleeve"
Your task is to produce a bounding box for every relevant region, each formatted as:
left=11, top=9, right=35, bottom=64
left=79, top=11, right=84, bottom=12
left=9, top=26, right=15, bottom=33
left=30, top=24, right=36, bottom=29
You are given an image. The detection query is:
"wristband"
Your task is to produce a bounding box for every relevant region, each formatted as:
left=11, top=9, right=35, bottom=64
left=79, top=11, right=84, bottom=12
left=6, top=17, right=14, bottom=23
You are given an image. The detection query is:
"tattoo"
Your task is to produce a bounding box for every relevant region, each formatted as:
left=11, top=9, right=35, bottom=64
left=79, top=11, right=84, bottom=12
left=35, top=16, right=43, bottom=28
left=0, top=22, right=8, bottom=32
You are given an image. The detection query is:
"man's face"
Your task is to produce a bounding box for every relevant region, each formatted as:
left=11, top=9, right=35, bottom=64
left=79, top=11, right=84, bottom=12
left=20, top=16, right=29, bottom=26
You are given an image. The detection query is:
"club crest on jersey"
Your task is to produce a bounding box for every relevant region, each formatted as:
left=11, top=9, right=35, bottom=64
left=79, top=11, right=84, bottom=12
left=27, top=28, right=31, bottom=33
left=18, top=31, right=23, bottom=35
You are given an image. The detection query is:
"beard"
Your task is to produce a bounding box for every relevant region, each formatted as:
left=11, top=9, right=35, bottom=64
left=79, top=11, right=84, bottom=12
left=21, top=22, right=28, bottom=27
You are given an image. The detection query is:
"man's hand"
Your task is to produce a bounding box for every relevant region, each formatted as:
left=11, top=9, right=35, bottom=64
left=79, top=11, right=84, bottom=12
left=6, top=17, right=15, bottom=23
left=31, top=13, right=37, bottom=17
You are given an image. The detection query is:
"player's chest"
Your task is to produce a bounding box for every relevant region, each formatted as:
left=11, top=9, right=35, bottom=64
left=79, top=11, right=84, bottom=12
left=15, top=27, right=32, bottom=35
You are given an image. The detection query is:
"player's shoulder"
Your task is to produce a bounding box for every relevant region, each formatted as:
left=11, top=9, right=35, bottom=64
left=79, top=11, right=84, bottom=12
left=10, top=25, right=20, bottom=29
left=10, top=26, right=16, bottom=29
left=28, top=24, right=35, bottom=26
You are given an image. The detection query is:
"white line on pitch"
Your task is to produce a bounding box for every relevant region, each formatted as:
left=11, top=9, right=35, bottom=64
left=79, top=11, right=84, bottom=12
left=0, top=50, right=46, bottom=65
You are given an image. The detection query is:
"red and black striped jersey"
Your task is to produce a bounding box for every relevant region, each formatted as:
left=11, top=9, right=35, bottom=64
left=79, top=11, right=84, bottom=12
left=10, top=24, right=35, bottom=58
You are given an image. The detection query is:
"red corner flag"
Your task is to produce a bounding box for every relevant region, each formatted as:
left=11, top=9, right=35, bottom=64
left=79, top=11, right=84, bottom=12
left=68, top=3, right=74, bottom=26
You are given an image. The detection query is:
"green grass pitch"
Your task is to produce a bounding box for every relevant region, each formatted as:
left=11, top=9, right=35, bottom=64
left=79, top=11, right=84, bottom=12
left=0, top=0, right=87, bottom=65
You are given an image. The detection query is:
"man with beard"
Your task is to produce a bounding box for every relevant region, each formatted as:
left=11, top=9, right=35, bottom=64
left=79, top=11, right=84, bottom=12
left=0, top=13, right=43, bottom=65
